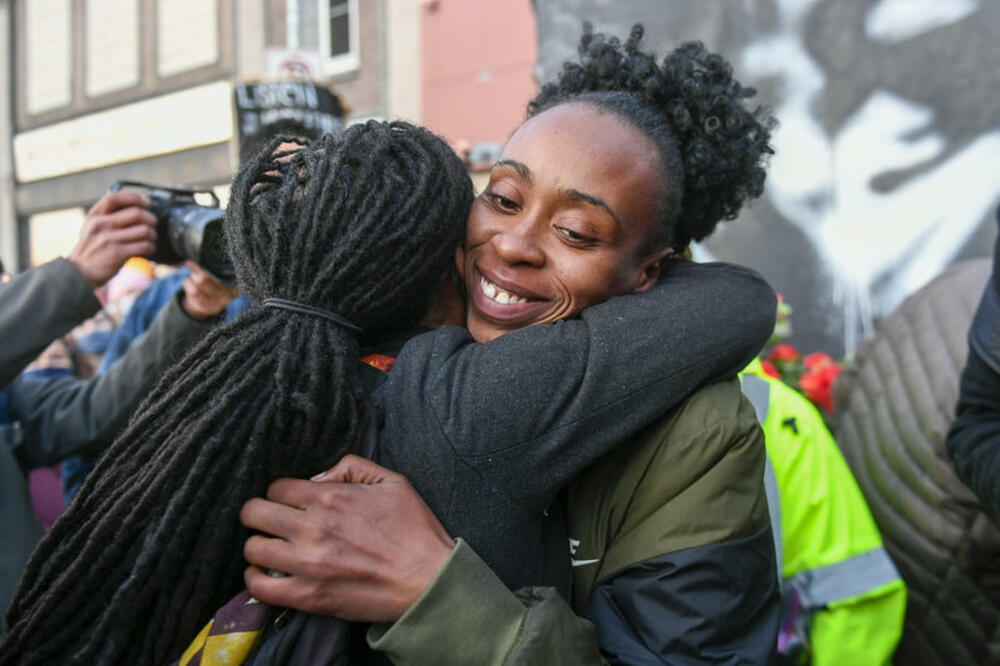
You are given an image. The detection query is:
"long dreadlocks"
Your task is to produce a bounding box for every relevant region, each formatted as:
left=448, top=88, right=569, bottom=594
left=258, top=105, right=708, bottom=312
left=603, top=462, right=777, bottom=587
left=1, top=121, right=473, bottom=665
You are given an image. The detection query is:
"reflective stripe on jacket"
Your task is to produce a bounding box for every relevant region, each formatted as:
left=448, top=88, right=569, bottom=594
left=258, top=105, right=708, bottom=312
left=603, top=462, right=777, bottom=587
left=741, top=359, right=906, bottom=666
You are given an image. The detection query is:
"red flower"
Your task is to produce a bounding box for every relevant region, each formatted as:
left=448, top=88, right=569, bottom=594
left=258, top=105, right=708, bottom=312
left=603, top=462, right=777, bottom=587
left=799, top=363, right=842, bottom=413
left=768, top=343, right=800, bottom=363
left=760, top=360, right=782, bottom=379
left=802, top=351, right=835, bottom=369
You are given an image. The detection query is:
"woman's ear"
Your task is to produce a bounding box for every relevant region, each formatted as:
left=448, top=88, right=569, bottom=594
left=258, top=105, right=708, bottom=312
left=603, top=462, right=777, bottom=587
left=630, top=248, right=674, bottom=294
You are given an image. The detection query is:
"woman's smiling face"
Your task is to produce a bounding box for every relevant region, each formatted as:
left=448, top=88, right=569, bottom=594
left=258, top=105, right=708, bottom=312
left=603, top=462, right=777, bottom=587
left=457, top=103, right=673, bottom=342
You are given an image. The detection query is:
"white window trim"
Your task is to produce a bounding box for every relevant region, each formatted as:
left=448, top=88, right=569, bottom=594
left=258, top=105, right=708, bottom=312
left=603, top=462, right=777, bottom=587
left=287, top=0, right=360, bottom=77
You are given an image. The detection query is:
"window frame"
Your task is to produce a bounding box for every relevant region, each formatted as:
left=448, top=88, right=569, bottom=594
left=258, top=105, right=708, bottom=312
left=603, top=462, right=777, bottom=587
left=286, top=0, right=360, bottom=77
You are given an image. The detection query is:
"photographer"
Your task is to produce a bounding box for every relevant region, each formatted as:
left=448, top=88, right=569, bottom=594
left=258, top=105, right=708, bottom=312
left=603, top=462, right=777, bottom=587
left=0, top=192, right=236, bottom=628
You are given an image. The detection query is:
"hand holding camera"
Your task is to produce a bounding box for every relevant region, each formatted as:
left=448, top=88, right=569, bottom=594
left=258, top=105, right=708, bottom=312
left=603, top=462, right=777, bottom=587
left=181, top=261, right=239, bottom=320
left=67, top=191, right=157, bottom=288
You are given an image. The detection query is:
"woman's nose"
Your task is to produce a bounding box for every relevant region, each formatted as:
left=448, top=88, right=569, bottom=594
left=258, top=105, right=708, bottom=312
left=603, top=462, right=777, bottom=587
left=491, top=217, right=545, bottom=267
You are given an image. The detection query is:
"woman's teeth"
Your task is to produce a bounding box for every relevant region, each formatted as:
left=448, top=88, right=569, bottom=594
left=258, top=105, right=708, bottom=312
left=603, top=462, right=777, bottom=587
left=481, top=276, right=528, bottom=304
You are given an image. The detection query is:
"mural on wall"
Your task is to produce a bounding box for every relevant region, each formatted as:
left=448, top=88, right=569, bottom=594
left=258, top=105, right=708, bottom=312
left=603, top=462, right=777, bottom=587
left=535, top=0, right=1000, bottom=355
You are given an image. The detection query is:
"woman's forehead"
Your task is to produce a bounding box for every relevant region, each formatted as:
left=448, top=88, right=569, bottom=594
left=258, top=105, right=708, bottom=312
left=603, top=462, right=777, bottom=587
left=500, top=104, right=664, bottom=225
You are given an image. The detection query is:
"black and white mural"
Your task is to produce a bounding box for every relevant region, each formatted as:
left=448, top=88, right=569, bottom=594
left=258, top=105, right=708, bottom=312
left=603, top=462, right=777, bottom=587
left=535, top=0, right=1000, bottom=355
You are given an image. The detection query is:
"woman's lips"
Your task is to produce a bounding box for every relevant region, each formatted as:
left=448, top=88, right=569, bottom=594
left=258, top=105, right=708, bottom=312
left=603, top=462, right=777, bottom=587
left=469, top=267, right=548, bottom=324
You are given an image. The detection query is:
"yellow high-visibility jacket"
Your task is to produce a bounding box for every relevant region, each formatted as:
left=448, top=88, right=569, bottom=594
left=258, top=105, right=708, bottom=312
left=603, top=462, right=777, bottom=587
left=741, top=358, right=907, bottom=666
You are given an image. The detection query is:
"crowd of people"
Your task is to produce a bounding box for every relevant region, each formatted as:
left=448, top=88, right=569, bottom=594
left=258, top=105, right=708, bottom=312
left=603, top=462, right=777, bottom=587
left=0, top=23, right=996, bottom=666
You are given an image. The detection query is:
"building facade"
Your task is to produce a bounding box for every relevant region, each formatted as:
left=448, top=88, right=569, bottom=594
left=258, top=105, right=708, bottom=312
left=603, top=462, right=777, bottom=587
left=0, top=0, right=538, bottom=274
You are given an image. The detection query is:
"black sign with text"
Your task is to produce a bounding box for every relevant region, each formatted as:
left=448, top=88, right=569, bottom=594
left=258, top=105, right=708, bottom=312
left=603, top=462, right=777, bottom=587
left=233, top=80, right=346, bottom=144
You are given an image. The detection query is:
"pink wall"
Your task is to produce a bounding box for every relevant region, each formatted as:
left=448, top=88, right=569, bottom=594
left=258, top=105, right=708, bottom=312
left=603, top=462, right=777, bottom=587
left=421, top=0, right=538, bottom=148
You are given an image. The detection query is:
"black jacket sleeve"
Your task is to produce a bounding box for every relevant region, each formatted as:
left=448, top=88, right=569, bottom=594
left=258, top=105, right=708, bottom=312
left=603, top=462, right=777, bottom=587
left=948, top=215, right=1000, bottom=517
left=584, top=530, right=780, bottom=665
left=8, top=292, right=216, bottom=470
left=0, top=259, right=100, bottom=391
left=384, top=260, right=776, bottom=512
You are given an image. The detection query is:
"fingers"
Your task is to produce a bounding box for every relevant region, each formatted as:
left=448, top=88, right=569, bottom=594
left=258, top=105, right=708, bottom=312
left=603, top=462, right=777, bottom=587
left=110, top=218, right=158, bottom=243
left=102, top=205, right=157, bottom=230
left=244, top=565, right=312, bottom=610
left=313, top=454, right=400, bottom=485
left=87, top=190, right=150, bottom=216
left=105, top=221, right=157, bottom=261
left=265, top=477, right=333, bottom=507
left=239, top=497, right=307, bottom=538
left=243, top=535, right=300, bottom=574
left=180, top=261, right=238, bottom=319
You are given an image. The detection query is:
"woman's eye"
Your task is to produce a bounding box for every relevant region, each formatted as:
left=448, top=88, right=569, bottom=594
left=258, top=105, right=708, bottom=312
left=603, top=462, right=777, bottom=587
left=556, top=227, right=596, bottom=244
left=486, top=192, right=519, bottom=212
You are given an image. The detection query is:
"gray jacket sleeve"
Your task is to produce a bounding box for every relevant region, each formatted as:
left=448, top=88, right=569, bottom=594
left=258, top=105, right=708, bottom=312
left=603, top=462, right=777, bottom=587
left=0, top=258, right=101, bottom=390
left=8, top=292, right=217, bottom=470
left=383, top=260, right=776, bottom=512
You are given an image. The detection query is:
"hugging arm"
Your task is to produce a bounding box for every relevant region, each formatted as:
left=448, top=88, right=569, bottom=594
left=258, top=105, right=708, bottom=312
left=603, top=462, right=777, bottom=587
left=369, top=382, right=779, bottom=665
left=240, top=455, right=607, bottom=665
left=384, top=260, right=776, bottom=509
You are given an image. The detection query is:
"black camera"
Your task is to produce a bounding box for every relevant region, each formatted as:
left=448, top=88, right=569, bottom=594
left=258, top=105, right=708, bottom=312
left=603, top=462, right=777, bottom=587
left=109, top=180, right=236, bottom=287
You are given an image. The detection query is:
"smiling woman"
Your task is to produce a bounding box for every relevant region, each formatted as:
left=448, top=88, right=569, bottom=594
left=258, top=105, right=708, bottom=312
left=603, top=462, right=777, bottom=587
left=459, top=104, right=670, bottom=341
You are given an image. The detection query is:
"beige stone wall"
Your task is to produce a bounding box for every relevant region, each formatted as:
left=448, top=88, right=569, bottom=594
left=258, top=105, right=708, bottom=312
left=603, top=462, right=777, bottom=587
left=157, top=0, right=220, bottom=77
left=25, top=0, right=73, bottom=115
left=385, top=0, right=420, bottom=123
left=0, top=2, right=17, bottom=272
left=85, top=0, right=140, bottom=97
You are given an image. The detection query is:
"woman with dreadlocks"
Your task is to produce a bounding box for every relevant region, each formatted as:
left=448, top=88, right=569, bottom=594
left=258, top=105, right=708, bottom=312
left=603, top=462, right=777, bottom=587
left=0, top=123, right=474, bottom=665
left=4, top=27, right=775, bottom=664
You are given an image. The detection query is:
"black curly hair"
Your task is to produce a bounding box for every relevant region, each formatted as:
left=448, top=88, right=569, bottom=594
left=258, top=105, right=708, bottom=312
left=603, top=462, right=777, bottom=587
left=1, top=122, right=473, bottom=666
left=528, top=23, right=775, bottom=251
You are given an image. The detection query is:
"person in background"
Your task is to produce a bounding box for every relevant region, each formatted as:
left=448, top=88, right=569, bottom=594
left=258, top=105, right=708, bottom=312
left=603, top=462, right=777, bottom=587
left=835, top=244, right=998, bottom=666
left=19, top=257, right=154, bottom=529
left=948, top=205, right=1000, bottom=518
left=740, top=359, right=906, bottom=665
left=59, top=260, right=245, bottom=502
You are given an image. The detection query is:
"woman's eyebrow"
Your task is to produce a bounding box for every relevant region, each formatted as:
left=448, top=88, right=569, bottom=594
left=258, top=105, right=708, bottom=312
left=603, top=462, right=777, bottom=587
left=493, top=159, right=532, bottom=181
left=565, top=189, right=623, bottom=226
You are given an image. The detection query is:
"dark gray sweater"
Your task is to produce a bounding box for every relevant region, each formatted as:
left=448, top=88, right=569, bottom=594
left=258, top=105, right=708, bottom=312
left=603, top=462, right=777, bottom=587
left=375, top=260, right=776, bottom=591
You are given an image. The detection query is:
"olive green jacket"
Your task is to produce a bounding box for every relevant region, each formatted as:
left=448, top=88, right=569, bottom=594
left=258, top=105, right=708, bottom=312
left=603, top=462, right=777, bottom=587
left=369, top=378, right=780, bottom=664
